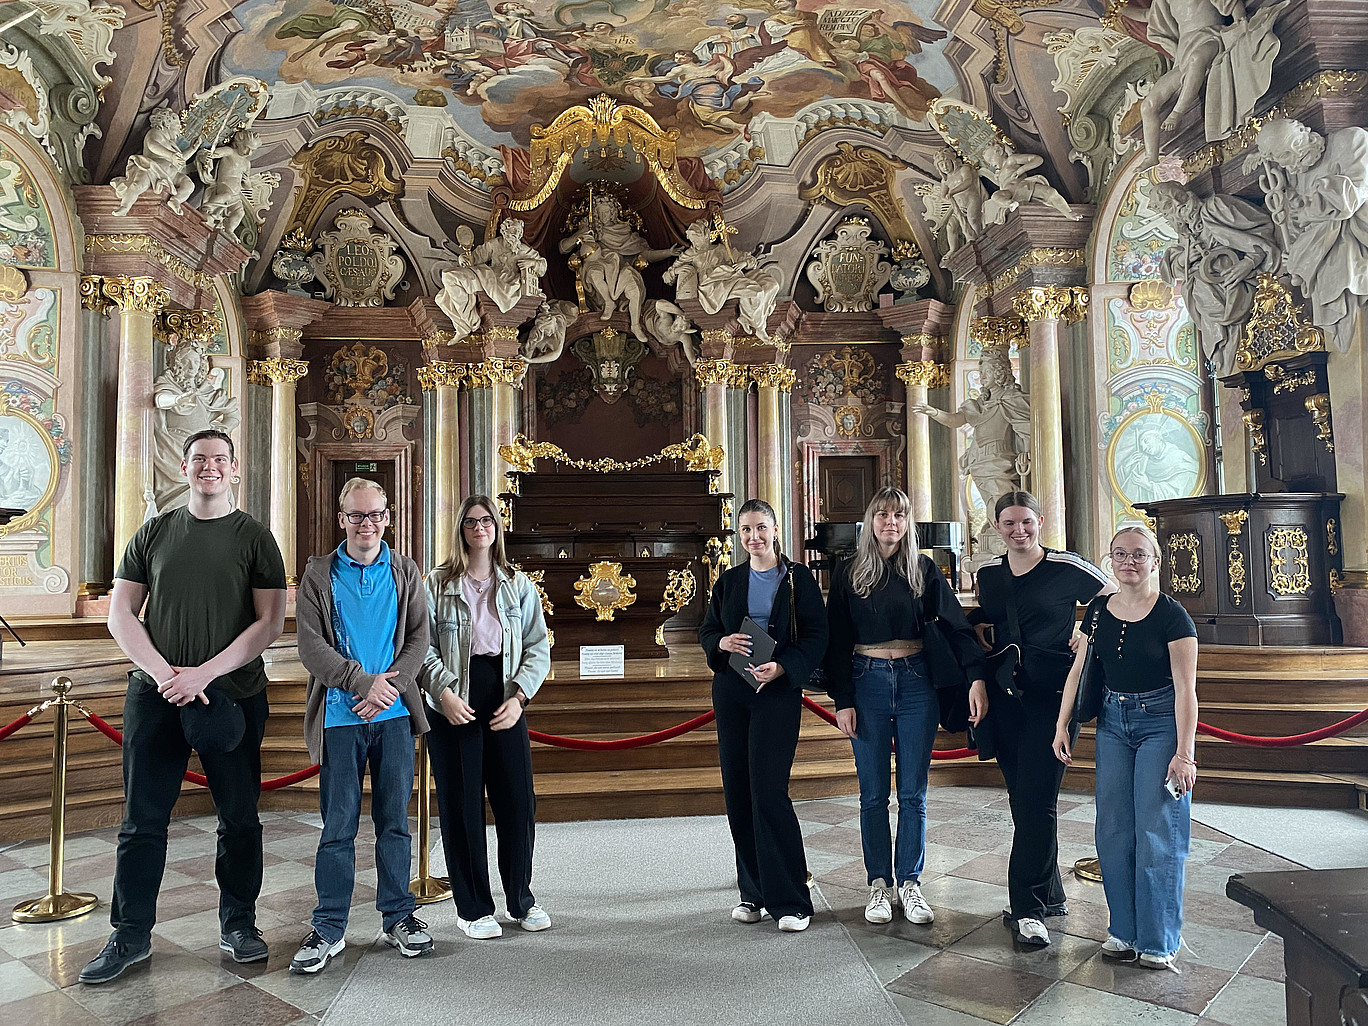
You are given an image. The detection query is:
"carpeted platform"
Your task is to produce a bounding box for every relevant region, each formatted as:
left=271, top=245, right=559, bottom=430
left=322, top=816, right=904, bottom=1026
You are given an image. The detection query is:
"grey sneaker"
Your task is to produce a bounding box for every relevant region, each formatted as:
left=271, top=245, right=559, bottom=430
left=289, top=930, right=345, bottom=974
left=79, top=936, right=151, bottom=985
left=383, top=913, right=434, bottom=957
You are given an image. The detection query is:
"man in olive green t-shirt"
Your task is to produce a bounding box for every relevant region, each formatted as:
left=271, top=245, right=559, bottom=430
left=80, top=430, right=286, bottom=985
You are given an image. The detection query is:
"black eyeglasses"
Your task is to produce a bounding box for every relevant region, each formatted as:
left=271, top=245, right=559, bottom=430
left=342, top=511, right=387, bottom=524
left=462, top=515, right=497, bottom=530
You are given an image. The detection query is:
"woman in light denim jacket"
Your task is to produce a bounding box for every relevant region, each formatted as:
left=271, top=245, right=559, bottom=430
left=420, top=494, right=551, bottom=940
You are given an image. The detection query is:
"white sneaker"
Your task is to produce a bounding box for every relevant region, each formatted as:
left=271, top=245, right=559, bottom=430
left=899, top=881, right=934, bottom=925
left=1015, top=917, right=1050, bottom=946
left=1139, top=952, right=1181, bottom=972
left=778, top=914, right=810, bottom=932
left=864, top=881, right=893, bottom=924
left=1100, top=936, right=1138, bottom=962
left=732, top=902, right=763, bottom=924
left=515, top=905, right=551, bottom=932
left=457, top=914, right=502, bottom=940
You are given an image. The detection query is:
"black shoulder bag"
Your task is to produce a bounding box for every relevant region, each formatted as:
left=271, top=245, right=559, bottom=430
left=1071, top=602, right=1106, bottom=725
left=984, top=565, right=1024, bottom=700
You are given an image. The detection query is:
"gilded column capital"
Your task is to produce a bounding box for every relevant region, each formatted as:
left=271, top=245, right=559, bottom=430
left=247, top=326, right=304, bottom=350
left=418, top=360, right=468, bottom=391
left=79, top=275, right=113, bottom=315
left=1012, top=286, right=1089, bottom=324
left=969, top=315, right=1027, bottom=352
left=466, top=357, right=528, bottom=390
left=751, top=365, right=797, bottom=392
left=896, top=362, right=951, bottom=389
left=101, top=275, right=171, bottom=314
left=156, top=308, right=221, bottom=345
left=696, top=358, right=739, bottom=389
left=250, top=357, right=310, bottom=385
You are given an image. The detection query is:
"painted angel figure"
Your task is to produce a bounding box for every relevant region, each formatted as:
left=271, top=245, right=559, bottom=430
left=979, top=142, right=1082, bottom=224
left=663, top=219, right=780, bottom=343
left=111, top=108, right=194, bottom=216
left=924, top=147, right=988, bottom=253
left=196, top=128, right=264, bottom=243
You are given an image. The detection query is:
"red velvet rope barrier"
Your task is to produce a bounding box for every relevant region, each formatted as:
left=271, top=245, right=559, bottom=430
left=1196, top=706, right=1368, bottom=748
left=800, top=697, right=978, bottom=760
left=80, top=708, right=320, bottom=790
left=529, top=710, right=717, bottom=750
left=0, top=711, right=34, bottom=743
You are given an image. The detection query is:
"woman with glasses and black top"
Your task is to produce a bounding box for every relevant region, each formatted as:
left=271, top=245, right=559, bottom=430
left=1053, top=525, right=1198, bottom=971
left=419, top=495, right=552, bottom=941
left=700, top=499, right=828, bottom=933
left=827, top=487, right=987, bottom=929
left=972, top=491, right=1110, bottom=948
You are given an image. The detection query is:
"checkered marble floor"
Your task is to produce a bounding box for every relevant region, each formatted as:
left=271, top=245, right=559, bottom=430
left=0, top=788, right=1301, bottom=1026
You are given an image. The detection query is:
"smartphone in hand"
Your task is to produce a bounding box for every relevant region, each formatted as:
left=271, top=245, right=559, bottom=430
left=1163, top=776, right=1184, bottom=800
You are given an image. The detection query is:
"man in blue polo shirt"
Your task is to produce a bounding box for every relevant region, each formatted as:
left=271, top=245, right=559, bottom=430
left=292, top=478, right=433, bottom=973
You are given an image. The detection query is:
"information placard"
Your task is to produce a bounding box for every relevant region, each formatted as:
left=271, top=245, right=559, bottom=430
left=579, top=645, right=626, bottom=678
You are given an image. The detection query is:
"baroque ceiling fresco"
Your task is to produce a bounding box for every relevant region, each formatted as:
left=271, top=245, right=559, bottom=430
left=224, top=0, right=958, bottom=154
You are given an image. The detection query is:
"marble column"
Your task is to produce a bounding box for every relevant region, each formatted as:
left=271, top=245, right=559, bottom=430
left=468, top=357, right=527, bottom=498
left=77, top=277, right=113, bottom=593
left=696, top=358, right=743, bottom=496
left=896, top=361, right=950, bottom=522
left=249, top=357, right=309, bottom=586
left=1013, top=287, right=1088, bottom=550
left=752, top=365, right=796, bottom=515
left=102, top=276, right=171, bottom=564
left=418, top=360, right=466, bottom=567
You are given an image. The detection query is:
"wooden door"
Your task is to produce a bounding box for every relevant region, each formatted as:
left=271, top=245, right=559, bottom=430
left=819, top=456, right=877, bottom=523
left=330, top=459, right=399, bottom=553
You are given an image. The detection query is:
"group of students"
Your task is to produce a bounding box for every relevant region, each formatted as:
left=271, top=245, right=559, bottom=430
left=76, top=426, right=1197, bottom=987
left=701, top=486, right=1199, bottom=970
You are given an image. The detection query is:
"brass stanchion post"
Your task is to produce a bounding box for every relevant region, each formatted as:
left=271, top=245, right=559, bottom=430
left=1074, top=857, right=1103, bottom=883
left=410, top=734, right=451, bottom=904
left=13, top=677, right=99, bottom=923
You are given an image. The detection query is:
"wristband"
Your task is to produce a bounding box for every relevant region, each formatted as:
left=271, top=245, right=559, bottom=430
left=518, top=693, right=530, bottom=708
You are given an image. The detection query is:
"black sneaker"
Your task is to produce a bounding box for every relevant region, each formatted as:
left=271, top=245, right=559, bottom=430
left=219, top=925, right=269, bottom=963
left=383, top=913, right=434, bottom=957
left=79, top=936, right=152, bottom=985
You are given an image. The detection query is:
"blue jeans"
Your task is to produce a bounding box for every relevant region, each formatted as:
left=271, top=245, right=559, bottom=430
left=312, top=716, right=417, bottom=944
left=1094, top=685, right=1191, bottom=956
left=848, top=654, right=940, bottom=886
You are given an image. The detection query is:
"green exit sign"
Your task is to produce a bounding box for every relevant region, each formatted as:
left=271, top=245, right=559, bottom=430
left=355, top=462, right=377, bottom=472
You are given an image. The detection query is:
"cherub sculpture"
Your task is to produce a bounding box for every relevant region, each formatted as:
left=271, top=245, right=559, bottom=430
left=642, top=299, right=699, bottom=364
left=663, top=219, right=780, bottom=342
left=923, top=147, right=988, bottom=253
left=196, top=128, right=264, bottom=242
left=523, top=299, right=580, bottom=364
left=111, top=108, right=194, bottom=216
left=980, top=142, right=1081, bottom=224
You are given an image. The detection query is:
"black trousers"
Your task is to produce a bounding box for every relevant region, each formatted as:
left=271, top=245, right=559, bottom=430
left=713, top=675, right=812, bottom=918
left=427, top=654, right=537, bottom=921
left=988, top=684, right=1074, bottom=920
left=110, top=676, right=269, bottom=944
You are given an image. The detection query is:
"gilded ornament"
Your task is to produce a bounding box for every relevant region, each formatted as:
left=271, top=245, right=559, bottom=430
left=1235, top=274, right=1326, bottom=372
left=1218, top=510, right=1248, bottom=536
left=900, top=333, right=944, bottom=352
left=797, top=142, right=920, bottom=253
left=100, top=276, right=170, bottom=314
left=79, top=275, right=112, bottom=315
left=1268, top=527, right=1312, bottom=596
left=573, top=561, right=638, bottom=621
left=834, top=404, right=865, bottom=438
left=976, top=248, right=1085, bottom=302
left=250, top=357, right=309, bottom=385
left=659, top=567, right=697, bottom=613
left=897, top=362, right=951, bottom=390
left=156, top=308, right=220, bottom=344
left=0, top=394, right=61, bottom=538
left=1227, top=538, right=1247, bottom=607
left=703, top=536, right=726, bottom=592
left=1012, top=286, right=1088, bottom=324
left=1328, top=518, right=1339, bottom=557
left=722, top=499, right=733, bottom=531
left=696, top=358, right=739, bottom=389
left=1167, top=531, right=1202, bottom=594
left=1264, top=363, right=1318, bottom=395
left=498, top=432, right=724, bottom=474
left=422, top=329, right=456, bottom=349
left=466, top=357, right=528, bottom=390
left=1243, top=409, right=1267, bottom=466
left=417, top=361, right=466, bottom=391
left=342, top=405, right=375, bottom=439
left=969, top=316, right=1027, bottom=353
left=0, top=265, right=28, bottom=302
left=285, top=132, right=404, bottom=234
left=497, top=497, right=512, bottom=531
left=655, top=625, right=666, bottom=647
left=1128, top=279, right=1175, bottom=311
left=86, top=234, right=214, bottom=289
left=247, top=326, right=303, bottom=350
left=750, top=365, right=797, bottom=392
left=1304, top=394, right=1334, bottom=453
left=1330, top=568, right=1343, bottom=591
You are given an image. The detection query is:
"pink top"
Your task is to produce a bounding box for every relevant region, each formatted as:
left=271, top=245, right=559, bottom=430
left=461, top=573, right=503, bottom=656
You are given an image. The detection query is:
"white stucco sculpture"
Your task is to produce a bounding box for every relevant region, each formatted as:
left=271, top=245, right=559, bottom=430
left=1136, top=0, right=1289, bottom=167
left=910, top=348, right=1030, bottom=560
left=1245, top=118, right=1368, bottom=353
left=435, top=218, right=546, bottom=337
left=980, top=142, right=1082, bottom=224
left=663, top=219, right=780, bottom=343
left=110, top=108, right=194, bottom=216
left=523, top=299, right=580, bottom=364
left=924, top=147, right=988, bottom=252
left=1150, top=180, right=1281, bottom=377
left=151, top=340, right=241, bottom=511
left=558, top=194, right=680, bottom=343
left=195, top=128, right=264, bottom=242
left=642, top=299, right=699, bottom=365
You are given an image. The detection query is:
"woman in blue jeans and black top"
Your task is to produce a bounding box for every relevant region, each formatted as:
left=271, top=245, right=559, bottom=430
left=827, top=487, right=987, bottom=927
left=700, top=499, right=828, bottom=933
left=1054, top=524, right=1198, bottom=970
left=972, top=491, right=1111, bottom=948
